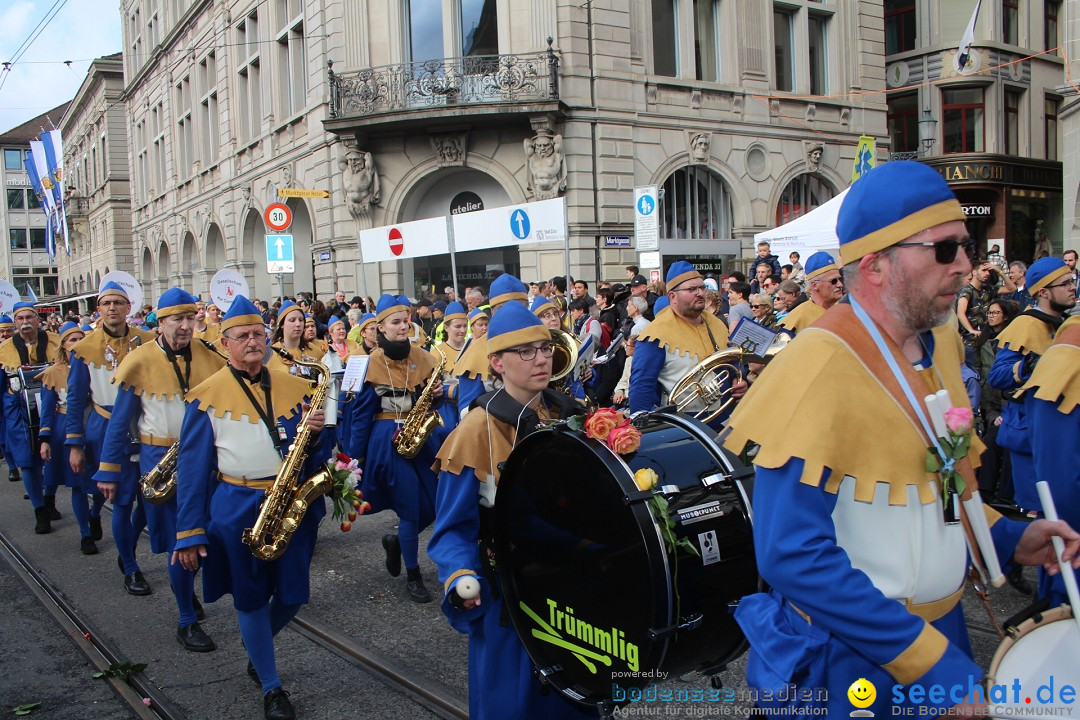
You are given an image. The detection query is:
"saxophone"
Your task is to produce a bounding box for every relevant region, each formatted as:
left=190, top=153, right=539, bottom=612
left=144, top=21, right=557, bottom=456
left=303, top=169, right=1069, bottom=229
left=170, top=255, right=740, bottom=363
left=392, top=345, right=446, bottom=459
left=140, top=339, right=229, bottom=504
left=242, top=349, right=334, bottom=561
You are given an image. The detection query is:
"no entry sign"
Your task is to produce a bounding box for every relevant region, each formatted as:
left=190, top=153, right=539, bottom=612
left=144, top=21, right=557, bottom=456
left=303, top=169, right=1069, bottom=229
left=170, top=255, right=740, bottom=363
left=388, top=227, right=404, bottom=256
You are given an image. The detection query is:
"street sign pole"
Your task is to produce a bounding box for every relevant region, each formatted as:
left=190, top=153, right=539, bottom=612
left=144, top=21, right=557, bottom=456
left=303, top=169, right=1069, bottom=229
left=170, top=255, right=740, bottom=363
left=277, top=273, right=284, bottom=301
left=562, top=199, right=571, bottom=286
left=354, top=232, right=371, bottom=302
left=445, top=217, right=459, bottom=298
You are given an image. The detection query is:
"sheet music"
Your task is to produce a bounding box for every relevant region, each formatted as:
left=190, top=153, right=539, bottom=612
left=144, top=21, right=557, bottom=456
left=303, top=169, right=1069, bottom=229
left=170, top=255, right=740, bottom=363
left=729, top=317, right=779, bottom=356
left=340, top=355, right=370, bottom=394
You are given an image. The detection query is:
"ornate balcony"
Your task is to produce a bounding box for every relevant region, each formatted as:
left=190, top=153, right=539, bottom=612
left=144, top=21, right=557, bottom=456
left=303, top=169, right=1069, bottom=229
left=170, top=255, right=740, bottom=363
left=326, top=44, right=561, bottom=133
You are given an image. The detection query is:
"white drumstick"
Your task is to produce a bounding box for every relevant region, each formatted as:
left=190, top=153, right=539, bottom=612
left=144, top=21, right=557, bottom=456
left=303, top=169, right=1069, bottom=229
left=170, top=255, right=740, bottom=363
left=1035, top=481, right=1080, bottom=640
left=991, top=704, right=1076, bottom=718
left=964, top=491, right=1006, bottom=588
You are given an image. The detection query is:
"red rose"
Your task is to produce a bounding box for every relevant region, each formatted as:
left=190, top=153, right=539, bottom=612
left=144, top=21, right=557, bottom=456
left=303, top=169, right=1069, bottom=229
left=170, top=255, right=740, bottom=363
left=607, top=422, right=641, bottom=456
left=584, top=408, right=621, bottom=441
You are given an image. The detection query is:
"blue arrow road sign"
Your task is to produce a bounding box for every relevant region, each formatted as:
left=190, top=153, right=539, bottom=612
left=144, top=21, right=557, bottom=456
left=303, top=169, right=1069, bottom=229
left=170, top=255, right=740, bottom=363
left=265, top=234, right=295, bottom=273
left=636, top=194, right=656, bottom=216
left=509, top=209, right=531, bottom=240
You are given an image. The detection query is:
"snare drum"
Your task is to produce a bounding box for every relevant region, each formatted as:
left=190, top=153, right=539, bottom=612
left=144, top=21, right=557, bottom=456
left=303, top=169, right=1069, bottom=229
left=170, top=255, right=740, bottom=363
left=986, top=605, right=1079, bottom=693
left=493, top=411, right=758, bottom=708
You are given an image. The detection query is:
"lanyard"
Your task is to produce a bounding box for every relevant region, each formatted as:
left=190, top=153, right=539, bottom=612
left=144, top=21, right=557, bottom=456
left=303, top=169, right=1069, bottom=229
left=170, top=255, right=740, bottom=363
left=702, top=317, right=721, bottom=353
left=160, top=339, right=192, bottom=394
left=230, top=367, right=286, bottom=456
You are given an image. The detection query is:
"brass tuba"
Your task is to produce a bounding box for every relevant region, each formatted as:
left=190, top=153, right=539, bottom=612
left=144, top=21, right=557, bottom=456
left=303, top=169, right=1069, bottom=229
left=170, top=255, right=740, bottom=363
left=242, top=349, right=334, bottom=561
left=549, top=329, right=579, bottom=394
left=393, top=344, right=446, bottom=458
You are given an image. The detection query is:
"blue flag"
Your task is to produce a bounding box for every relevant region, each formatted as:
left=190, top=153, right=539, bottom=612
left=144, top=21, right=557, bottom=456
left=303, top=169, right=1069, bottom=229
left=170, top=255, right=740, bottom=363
left=23, top=151, right=56, bottom=261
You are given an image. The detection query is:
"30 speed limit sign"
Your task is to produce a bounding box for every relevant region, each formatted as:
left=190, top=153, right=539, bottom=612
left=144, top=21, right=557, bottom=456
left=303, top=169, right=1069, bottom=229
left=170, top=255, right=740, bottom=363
left=264, top=202, right=292, bottom=232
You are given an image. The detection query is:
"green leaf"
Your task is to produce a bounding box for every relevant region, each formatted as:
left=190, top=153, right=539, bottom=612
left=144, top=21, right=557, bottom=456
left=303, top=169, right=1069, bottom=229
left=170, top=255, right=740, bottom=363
left=924, top=450, right=941, bottom=473
left=955, top=434, right=971, bottom=457
left=12, top=702, right=41, bottom=716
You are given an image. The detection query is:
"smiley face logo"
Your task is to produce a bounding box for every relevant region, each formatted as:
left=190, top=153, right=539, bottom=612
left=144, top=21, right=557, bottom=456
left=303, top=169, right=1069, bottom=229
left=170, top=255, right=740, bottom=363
left=848, top=678, right=876, bottom=709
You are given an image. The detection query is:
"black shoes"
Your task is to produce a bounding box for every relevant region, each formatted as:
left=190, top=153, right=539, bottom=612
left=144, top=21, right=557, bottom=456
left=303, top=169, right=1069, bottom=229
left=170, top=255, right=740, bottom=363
left=124, top=572, right=152, bottom=596
left=80, top=536, right=99, bottom=555
left=44, top=495, right=62, bottom=521
left=264, top=688, right=296, bottom=720
left=193, top=594, right=205, bottom=621
left=34, top=507, right=51, bottom=535
left=8, top=468, right=19, bottom=483
left=405, top=568, right=432, bottom=603
left=89, top=516, right=103, bottom=541
left=382, top=534, right=402, bottom=577
left=176, top=622, right=215, bottom=652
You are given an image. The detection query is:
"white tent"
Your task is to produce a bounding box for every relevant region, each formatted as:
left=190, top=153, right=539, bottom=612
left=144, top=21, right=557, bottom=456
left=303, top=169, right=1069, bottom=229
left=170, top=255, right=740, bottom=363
left=754, top=187, right=848, bottom=261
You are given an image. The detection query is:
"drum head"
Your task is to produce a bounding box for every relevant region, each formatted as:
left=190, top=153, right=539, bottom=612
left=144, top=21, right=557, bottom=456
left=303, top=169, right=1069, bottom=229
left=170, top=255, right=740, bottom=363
left=990, top=606, right=1080, bottom=691
left=494, top=416, right=755, bottom=707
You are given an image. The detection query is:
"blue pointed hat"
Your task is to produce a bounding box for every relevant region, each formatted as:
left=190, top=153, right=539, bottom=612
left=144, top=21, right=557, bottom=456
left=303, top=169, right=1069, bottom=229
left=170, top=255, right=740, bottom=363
left=356, top=312, right=377, bottom=331
left=653, top=296, right=670, bottom=315
left=530, top=295, right=556, bottom=317
left=376, top=294, right=409, bottom=322
left=442, top=301, right=467, bottom=322
left=58, top=321, right=83, bottom=343
left=221, top=295, right=264, bottom=332
left=666, top=261, right=701, bottom=290
left=804, top=251, right=838, bottom=281
left=1027, top=257, right=1070, bottom=294
left=489, top=274, right=528, bottom=307
left=97, top=281, right=129, bottom=302
left=396, top=295, right=413, bottom=308
left=81, top=323, right=94, bottom=332
left=838, top=161, right=964, bottom=265
left=276, top=300, right=303, bottom=326
left=327, top=315, right=344, bottom=329
left=486, top=300, right=550, bottom=355
left=12, top=301, right=37, bottom=315
left=0, top=314, right=12, bottom=328
left=156, top=287, right=199, bottom=319
left=468, top=307, right=490, bottom=327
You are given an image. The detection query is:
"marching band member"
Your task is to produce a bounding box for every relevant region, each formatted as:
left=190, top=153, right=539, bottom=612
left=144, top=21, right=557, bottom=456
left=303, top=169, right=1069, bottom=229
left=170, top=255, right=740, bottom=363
left=38, top=322, right=95, bottom=552
left=400, top=297, right=431, bottom=349
left=1024, top=314, right=1079, bottom=605
left=468, top=307, right=489, bottom=339
left=0, top=314, right=16, bottom=483
left=346, top=312, right=377, bottom=354
left=533, top=295, right=588, bottom=400
left=722, top=162, right=1079, bottom=718
left=268, top=301, right=317, bottom=379
left=173, top=295, right=330, bottom=720
left=0, top=302, right=62, bottom=533
left=66, top=283, right=156, bottom=592
left=346, top=294, right=443, bottom=604
left=0, top=314, right=13, bottom=341
left=428, top=301, right=591, bottom=720
left=989, top=256, right=1076, bottom=514
left=193, top=301, right=220, bottom=343
left=778, top=251, right=843, bottom=335
left=433, top=301, right=468, bottom=431
left=94, top=288, right=226, bottom=649
left=324, top=315, right=360, bottom=449
left=303, top=315, right=328, bottom=356
left=629, top=261, right=741, bottom=426
left=452, top=275, right=526, bottom=417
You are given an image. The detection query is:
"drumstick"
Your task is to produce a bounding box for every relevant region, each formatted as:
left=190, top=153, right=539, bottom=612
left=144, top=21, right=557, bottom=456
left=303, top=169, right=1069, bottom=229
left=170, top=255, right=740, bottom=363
left=1035, top=481, right=1080, bottom=640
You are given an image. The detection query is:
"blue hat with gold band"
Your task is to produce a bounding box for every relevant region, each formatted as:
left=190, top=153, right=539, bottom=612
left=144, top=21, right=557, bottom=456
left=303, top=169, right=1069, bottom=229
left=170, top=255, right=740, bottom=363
left=221, top=295, right=264, bottom=332
left=12, top=301, right=37, bottom=316
left=156, top=287, right=198, bottom=319
left=356, top=312, right=376, bottom=332
left=489, top=274, right=528, bottom=307
left=442, top=301, right=467, bottom=322
left=1027, top=257, right=1070, bottom=294
left=97, top=281, right=129, bottom=303
left=81, top=323, right=94, bottom=332
left=530, top=295, right=556, bottom=317
left=666, top=261, right=701, bottom=290
left=276, top=300, right=303, bottom=326
left=304, top=313, right=316, bottom=326
left=396, top=295, right=413, bottom=308
left=58, top=321, right=83, bottom=343
left=468, top=307, right=490, bottom=327
left=653, top=296, right=670, bottom=314
left=486, top=301, right=550, bottom=355
left=804, top=251, right=839, bottom=281
left=327, top=315, right=344, bottom=329
left=838, top=161, right=965, bottom=266
left=0, top=314, right=12, bottom=329
left=376, top=294, right=409, bottom=323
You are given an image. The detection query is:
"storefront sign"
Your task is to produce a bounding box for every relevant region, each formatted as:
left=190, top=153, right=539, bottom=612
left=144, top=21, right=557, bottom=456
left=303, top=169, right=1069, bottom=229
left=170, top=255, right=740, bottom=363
left=604, top=236, right=631, bottom=248
left=930, top=157, right=1062, bottom=192
left=450, top=191, right=484, bottom=216
left=962, top=204, right=993, bottom=217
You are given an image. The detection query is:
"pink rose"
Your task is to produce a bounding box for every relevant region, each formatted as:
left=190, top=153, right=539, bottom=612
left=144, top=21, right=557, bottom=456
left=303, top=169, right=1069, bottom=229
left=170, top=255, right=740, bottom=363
left=585, top=408, right=621, bottom=441
left=944, top=406, right=974, bottom=435
left=607, top=422, right=642, bottom=456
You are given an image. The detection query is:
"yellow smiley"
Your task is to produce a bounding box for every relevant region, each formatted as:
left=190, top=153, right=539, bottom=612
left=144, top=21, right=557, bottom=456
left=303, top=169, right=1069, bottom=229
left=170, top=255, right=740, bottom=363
left=848, top=678, right=876, bottom=709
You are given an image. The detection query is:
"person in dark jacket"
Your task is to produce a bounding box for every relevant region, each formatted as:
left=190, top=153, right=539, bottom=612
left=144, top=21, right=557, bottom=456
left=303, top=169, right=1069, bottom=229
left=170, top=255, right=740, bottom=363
left=748, top=241, right=782, bottom=278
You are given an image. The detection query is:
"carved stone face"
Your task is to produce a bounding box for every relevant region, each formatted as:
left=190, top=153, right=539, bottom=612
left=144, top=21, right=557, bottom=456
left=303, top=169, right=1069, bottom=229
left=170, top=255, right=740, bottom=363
left=347, top=154, right=366, bottom=172
left=534, top=137, right=554, bottom=157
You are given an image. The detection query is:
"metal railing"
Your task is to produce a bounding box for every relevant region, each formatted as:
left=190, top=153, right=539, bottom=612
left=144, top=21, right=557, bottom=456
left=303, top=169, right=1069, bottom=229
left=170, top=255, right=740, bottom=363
left=329, top=43, right=559, bottom=118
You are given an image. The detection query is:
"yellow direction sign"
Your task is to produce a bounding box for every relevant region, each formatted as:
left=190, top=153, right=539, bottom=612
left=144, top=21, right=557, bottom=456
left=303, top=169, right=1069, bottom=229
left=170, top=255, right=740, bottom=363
left=277, top=188, right=330, bottom=199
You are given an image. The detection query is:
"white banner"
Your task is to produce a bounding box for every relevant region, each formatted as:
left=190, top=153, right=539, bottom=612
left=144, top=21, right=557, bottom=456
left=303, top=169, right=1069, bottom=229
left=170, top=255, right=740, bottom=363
left=210, top=269, right=250, bottom=311
left=100, top=270, right=143, bottom=318
left=0, top=280, right=20, bottom=314
left=359, top=216, right=451, bottom=263
left=451, top=197, right=566, bottom=252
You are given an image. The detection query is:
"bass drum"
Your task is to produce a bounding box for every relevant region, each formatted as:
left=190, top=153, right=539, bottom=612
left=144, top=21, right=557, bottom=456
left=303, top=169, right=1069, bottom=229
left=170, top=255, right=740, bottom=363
left=493, top=411, right=757, bottom=709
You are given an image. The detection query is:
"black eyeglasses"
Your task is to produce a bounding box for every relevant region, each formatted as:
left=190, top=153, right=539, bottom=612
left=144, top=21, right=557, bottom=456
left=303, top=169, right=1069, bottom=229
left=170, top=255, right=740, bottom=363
left=813, top=277, right=842, bottom=286
left=505, top=343, right=555, bottom=361
left=1046, top=279, right=1077, bottom=290
left=674, top=285, right=707, bottom=294
left=893, top=238, right=974, bottom=265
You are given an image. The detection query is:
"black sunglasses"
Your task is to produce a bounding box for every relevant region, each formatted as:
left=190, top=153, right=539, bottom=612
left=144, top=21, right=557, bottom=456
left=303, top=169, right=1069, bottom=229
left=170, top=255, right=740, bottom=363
left=893, top=238, right=974, bottom=265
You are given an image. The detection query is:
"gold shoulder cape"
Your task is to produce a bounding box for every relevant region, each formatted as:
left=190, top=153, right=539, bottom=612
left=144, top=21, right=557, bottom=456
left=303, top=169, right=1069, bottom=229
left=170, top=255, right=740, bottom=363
left=434, top=342, right=466, bottom=376
left=194, top=324, right=220, bottom=343
left=112, top=338, right=226, bottom=400
left=71, top=327, right=156, bottom=369
left=364, top=345, right=438, bottom=392
left=38, top=360, right=70, bottom=392
left=778, top=300, right=826, bottom=334
left=0, top=332, right=62, bottom=371
left=722, top=304, right=982, bottom=506
left=186, top=365, right=311, bottom=424
left=1020, top=316, right=1080, bottom=415
left=637, top=308, right=729, bottom=358
left=996, top=313, right=1056, bottom=356
left=433, top=403, right=556, bottom=484
left=452, top=336, right=492, bottom=380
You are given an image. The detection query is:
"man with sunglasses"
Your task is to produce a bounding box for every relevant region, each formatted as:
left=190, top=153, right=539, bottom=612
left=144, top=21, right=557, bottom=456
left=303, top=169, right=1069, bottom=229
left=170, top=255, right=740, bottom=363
left=630, top=260, right=741, bottom=427
left=722, top=162, right=1079, bottom=718
left=778, top=251, right=843, bottom=336
left=429, top=301, right=590, bottom=720
left=989, top=257, right=1077, bottom=517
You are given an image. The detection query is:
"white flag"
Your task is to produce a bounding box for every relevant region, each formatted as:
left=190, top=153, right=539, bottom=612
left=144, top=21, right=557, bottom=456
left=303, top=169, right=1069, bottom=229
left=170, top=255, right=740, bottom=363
left=955, top=0, right=983, bottom=74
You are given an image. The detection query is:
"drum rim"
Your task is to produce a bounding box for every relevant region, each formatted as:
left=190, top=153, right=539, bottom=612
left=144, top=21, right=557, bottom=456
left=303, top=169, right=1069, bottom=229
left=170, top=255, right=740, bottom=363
left=986, top=603, right=1075, bottom=686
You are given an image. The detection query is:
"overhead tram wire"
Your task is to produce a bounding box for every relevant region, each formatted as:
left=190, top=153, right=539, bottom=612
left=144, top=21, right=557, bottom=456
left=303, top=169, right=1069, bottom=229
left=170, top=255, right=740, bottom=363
left=0, top=0, right=71, bottom=95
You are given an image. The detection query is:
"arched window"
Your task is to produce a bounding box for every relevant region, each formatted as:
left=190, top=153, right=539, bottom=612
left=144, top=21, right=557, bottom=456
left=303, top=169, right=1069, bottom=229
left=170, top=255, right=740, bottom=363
left=775, top=173, right=834, bottom=225
left=660, top=166, right=734, bottom=240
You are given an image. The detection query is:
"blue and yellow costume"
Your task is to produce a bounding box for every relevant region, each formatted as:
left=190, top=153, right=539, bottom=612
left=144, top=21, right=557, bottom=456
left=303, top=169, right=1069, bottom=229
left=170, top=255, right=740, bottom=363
left=629, top=261, right=730, bottom=425
left=175, top=295, right=330, bottom=696
left=346, top=312, right=377, bottom=353
left=322, top=314, right=361, bottom=450
left=777, top=251, right=837, bottom=335
left=0, top=314, right=13, bottom=478
left=532, top=295, right=586, bottom=401
left=453, top=276, right=528, bottom=416
left=0, top=302, right=62, bottom=529
left=38, top=322, right=96, bottom=547
left=432, top=301, right=468, bottom=431
left=1022, top=315, right=1080, bottom=605
left=724, top=162, right=1030, bottom=717
left=267, top=301, right=322, bottom=381
left=428, top=301, right=592, bottom=720
left=346, top=294, right=442, bottom=601
left=988, top=257, right=1073, bottom=512
left=95, top=288, right=226, bottom=619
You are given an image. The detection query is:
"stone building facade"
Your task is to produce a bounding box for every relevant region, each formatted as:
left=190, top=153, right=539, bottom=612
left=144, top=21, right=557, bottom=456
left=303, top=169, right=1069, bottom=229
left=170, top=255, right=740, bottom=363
left=119, top=0, right=888, bottom=305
